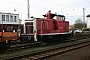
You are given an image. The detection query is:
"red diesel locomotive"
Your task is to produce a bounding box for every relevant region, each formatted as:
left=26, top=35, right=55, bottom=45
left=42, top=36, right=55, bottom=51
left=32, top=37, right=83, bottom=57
left=20, top=11, right=72, bottom=43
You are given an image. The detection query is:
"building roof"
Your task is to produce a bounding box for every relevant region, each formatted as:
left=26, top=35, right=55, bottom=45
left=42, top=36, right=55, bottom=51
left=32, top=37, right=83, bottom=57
left=0, top=12, right=19, bottom=15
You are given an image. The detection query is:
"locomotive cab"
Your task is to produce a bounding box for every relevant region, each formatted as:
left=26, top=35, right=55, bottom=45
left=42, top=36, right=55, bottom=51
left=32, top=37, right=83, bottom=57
left=20, top=17, right=37, bottom=42
left=25, top=17, right=37, bottom=42
left=43, top=13, right=65, bottom=21
left=56, top=15, right=65, bottom=21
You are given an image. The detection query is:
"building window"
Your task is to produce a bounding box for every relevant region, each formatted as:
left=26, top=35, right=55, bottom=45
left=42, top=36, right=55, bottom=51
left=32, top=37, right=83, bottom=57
left=10, top=15, right=13, bottom=22
left=6, top=15, right=9, bottom=21
left=2, top=15, right=5, bottom=21
left=14, top=16, right=17, bottom=22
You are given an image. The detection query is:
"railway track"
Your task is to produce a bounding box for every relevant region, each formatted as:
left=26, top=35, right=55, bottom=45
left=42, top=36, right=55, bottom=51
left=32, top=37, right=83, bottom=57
left=5, top=39, right=90, bottom=60
left=8, top=33, right=90, bottom=51
left=9, top=42, right=40, bottom=51
left=0, top=33, right=89, bottom=59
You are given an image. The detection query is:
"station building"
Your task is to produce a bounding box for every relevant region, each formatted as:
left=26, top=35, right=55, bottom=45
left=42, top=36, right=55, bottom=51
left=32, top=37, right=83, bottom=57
left=0, top=12, right=19, bottom=24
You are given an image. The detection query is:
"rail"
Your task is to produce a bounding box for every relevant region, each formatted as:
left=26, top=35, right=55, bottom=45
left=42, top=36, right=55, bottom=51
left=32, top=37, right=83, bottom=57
left=5, top=39, right=90, bottom=60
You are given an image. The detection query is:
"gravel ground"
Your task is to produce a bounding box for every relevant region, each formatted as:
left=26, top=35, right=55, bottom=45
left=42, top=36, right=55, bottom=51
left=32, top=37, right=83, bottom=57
left=48, top=45, right=90, bottom=60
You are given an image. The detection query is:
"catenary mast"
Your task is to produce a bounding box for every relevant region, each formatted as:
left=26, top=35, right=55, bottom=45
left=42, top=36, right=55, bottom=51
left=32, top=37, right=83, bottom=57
left=27, top=0, right=30, bottom=19
left=24, top=0, right=30, bottom=33
left=83, top=8, right=85, bottom=28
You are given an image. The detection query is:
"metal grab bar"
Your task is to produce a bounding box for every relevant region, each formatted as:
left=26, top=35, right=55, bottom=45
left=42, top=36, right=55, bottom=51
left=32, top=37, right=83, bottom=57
left=41, top=20, right=48, bottom=37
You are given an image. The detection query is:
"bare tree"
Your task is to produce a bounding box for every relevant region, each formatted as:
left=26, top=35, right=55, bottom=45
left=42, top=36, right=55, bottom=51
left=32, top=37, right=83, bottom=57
left=74, top=19, right=83, bottom=29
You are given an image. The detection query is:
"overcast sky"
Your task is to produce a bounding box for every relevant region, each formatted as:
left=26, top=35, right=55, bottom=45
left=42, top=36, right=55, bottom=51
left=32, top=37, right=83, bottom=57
left=0, top=0, right=90, bottom=25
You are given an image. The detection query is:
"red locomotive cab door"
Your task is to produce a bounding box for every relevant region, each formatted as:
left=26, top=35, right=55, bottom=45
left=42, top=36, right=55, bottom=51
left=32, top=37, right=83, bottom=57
left=42, top=21, right=48, bottom=33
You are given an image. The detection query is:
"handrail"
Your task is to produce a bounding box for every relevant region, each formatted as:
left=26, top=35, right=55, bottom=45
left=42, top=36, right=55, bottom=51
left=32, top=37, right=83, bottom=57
left=41, top=20, right=48, bottom=37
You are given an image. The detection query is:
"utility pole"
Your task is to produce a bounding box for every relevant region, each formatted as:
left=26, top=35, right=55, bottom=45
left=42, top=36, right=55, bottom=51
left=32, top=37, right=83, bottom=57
left=27, top=0, right=30, bottom=19
left=83, top=8, right=85, bottom=28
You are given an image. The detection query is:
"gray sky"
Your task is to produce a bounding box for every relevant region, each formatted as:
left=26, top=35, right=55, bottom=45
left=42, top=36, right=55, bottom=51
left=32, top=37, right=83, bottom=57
left=0, top=0, right=90, bottom=25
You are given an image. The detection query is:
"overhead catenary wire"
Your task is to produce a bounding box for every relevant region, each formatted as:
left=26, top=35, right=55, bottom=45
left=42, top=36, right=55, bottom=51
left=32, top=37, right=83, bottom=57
left=37, top=0, right=78, bottom=16
left=0, top=0, right=25, bottom=6
left=84, top=0, right=90, bottom=3
left=0, top=0, right=88, bottom=18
